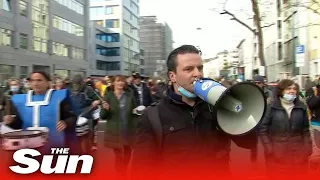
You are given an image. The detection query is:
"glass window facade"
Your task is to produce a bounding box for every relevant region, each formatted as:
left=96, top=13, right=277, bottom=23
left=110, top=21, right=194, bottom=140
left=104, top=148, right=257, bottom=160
left=90, top=6, right=104, bottom=17
left=96, top=60, right=120, bottom=71
left=54, top=0, right=84, bottom=15
left=96, top=33, right=120, bottom=42
left=32, top=37, right=47, bottom=53
left=52, top=16, right=84, bottom=36
left=96, top=45, right=120, bottom=56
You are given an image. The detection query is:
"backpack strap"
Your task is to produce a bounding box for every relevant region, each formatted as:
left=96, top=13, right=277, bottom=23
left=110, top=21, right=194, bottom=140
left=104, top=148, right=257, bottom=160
left=146, top=105, right=163, bottom=149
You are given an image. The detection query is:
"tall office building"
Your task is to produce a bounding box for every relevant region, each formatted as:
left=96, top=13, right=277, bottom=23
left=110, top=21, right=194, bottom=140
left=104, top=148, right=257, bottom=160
left=0, top=0, right=90, bottom=85
left=139, top=16, right=173, bottom=77
left=89, top=0, right=140, bottom=76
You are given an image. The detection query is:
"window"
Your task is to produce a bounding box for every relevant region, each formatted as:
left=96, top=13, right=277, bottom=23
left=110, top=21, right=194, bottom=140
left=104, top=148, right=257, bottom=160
left=20, top=34, right=28, bottom=49
left=19, top=0, right=28, bottom=16
left=277, top=20, right=282, bottom=39
left=105, top=19, right=119, bottom=28
left=54, top=0, right=84, bottom=14
left=72, top=47, right=85, bottom=60
left=96, top=60, right=120, bottom=71
left=90, top=6, right=104, bottom=17
left=1, top=0, right=10, bottom=11
left=96, top=33, right=120, bottom=42
left=33, top=37, right=47, bottom=53
left=32, top=22, right=48, bottom=39
left=20, top=66, right=28, bottom=78
left=96, top=45, right=120, bottom=56
left=0, top=28, right=12, bottom=46
left=52, top=42, right=68, bottom=56
left=0, top=64, right=14, bottom=85
left=94, top=20, right=103, bottom=26
left=32, top=8, right=48, bottom=25
left=52, top=16, right=84, bottom=36
left=105, top=6, right=117, bottom=15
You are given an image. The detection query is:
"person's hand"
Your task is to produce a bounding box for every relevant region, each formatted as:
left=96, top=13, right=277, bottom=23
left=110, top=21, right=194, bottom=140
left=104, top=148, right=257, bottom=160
left=92, top=100, right=100, bottom=107
left=56, top=121, right=66, bottom=132
left=3, top=115, right=15, bottom=124
left=102, top=101, right=110, bottom=110
left=132, top=108, right=137, bottom=114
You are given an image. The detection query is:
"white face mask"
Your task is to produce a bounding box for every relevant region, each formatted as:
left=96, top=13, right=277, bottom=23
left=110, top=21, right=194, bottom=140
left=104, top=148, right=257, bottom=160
left=283, top=93, right=296, bottom=102
left=10, top=86, right=20, bottom=92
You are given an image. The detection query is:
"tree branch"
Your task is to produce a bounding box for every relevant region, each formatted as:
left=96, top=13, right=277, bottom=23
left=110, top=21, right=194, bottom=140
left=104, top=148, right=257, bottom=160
left=261, top=23, right=275, bottom=29
left=220, top=10, right=256, bottom=34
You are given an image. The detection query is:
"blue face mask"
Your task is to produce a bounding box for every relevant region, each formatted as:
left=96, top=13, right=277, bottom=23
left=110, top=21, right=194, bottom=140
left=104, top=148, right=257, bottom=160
left=176, top=84, right=197, bottom=98
left=10, top=86, right=20, bottom=92
left=283, top=93, right=296, bottom=102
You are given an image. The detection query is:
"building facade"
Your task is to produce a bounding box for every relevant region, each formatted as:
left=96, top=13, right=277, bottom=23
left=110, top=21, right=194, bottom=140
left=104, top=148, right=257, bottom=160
left=139, top=16, right=173, bottom=77
left=89, top=0, right=140, bottom=76
left=0, top=0, right=90, bottom=85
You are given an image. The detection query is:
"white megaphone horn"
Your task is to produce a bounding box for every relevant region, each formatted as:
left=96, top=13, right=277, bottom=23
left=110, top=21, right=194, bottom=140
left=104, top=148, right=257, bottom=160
left=193, top=78, right=267, bottom=136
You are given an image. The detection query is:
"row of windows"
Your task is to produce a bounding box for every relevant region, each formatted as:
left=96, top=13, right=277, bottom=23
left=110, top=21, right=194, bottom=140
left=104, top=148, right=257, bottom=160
left=0, top=28, right=85, bottom=59
left=123, top=35, right=139, bottom=49
left=20, top=0, right=28, bottom=17
left=124, top=8, right=138, bottom=25
left=123, top=20, right=138, bottom=37
left=52, top=16, right=84, bottom=36
left=96, top=45, right=120, bottom=56
left=96, top=33, right=120, bottom=42
left=33, top=22, right=49, bottom=39
left=90, top=5, right=119, bottom=17
left=123, top=62, right=139, bottom=72
left=96, top=60, right=120, bottom=71
left=54, top=0, right=84, bottom=15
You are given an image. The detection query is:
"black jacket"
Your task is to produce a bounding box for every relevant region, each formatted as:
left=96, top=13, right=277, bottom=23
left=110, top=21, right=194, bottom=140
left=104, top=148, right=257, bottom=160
left=306, top=86, right=320, bottom=122
left=130, top=88, right=257, bottom=179
left=259, top=97, right=312, bottom=173
left=128, top=83, right=153, bottom=107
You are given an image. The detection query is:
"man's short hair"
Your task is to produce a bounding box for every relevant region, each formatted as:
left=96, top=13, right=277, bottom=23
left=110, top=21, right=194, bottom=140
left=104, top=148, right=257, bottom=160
left=167, top=45, right=200, bottom=73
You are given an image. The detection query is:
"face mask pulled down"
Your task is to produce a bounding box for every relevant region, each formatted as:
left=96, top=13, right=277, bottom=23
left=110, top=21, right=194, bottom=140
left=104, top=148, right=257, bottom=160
left=175, top=83, right=197, bottom=99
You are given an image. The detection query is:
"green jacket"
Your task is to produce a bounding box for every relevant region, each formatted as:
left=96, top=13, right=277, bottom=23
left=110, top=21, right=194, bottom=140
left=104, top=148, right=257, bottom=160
left=100, top=90, right=137, bottom=148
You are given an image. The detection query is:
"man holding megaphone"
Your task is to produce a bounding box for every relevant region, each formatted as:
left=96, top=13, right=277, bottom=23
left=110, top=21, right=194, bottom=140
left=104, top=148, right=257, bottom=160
left=129, top=45, right=267, bottom=179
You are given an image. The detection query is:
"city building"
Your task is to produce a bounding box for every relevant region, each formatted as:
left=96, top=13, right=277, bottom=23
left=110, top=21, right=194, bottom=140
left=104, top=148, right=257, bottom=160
left=0, top=0, right=90, bottom=85
left=139, top=16, right=173, bottom=77
left=89, top=0, right=140, bottom=76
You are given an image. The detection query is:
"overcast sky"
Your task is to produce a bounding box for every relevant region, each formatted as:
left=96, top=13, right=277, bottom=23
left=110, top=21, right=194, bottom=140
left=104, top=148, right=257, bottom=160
left=139, top=0, right=254, bottom=58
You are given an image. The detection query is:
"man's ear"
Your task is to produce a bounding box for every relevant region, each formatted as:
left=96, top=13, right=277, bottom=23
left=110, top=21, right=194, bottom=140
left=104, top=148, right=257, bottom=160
left=168, top=71, right=176, bottom=83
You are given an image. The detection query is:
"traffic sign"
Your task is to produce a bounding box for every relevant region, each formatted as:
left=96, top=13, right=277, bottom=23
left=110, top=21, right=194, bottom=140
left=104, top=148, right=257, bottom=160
left=295, top=45, right=305, bottom=67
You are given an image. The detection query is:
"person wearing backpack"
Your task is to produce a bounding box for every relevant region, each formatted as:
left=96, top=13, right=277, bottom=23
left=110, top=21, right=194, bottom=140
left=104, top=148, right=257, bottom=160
left=68, top=74, right=101, bottom=153
left=129, top=45, right=259, bottom=179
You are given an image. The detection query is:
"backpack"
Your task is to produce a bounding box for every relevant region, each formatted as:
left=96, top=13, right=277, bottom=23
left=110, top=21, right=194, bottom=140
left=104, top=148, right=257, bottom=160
left=69, top=87, right=92, bottom=116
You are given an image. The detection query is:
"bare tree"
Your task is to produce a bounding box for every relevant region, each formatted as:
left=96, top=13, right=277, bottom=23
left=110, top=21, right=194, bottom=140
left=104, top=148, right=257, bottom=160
left=217, top=0, right=274, bottom=77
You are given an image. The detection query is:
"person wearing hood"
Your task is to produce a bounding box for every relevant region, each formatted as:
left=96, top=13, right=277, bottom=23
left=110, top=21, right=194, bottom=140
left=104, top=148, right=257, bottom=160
left=260, top=79, right=312, bottom=178
left=68, top=74, right=101, bottom=152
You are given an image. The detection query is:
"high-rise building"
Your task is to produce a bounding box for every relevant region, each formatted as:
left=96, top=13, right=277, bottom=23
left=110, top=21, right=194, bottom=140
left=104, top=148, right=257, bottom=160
left=139, top=16, right=173, bottom=77
left=0, top=0, right=90, bottom=85
left=89, top=0, right=140, bottom=76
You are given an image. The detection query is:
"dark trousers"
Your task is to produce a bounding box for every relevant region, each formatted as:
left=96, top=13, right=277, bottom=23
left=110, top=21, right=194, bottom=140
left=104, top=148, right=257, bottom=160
left=91, top=119, right=98, bottom=146
left=114, top=145, right=132, bottom=175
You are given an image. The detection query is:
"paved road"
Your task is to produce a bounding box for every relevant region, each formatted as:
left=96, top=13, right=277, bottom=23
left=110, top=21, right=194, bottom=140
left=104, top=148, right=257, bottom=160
left=95, top=120, right=267, bottom=178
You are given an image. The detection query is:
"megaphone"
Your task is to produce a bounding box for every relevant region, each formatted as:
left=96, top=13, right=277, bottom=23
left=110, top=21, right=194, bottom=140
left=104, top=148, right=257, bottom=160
left=193, top=78, right=266, bottom=136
